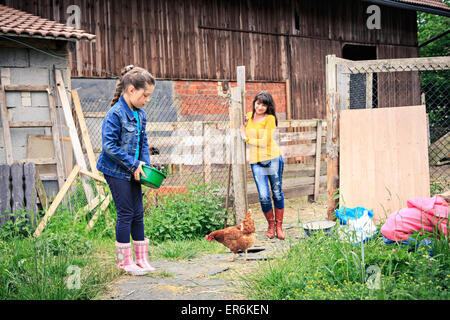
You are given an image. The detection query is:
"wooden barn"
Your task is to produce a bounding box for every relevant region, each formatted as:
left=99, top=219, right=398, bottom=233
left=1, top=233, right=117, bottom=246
left=1, top=0, right=449, bottom=120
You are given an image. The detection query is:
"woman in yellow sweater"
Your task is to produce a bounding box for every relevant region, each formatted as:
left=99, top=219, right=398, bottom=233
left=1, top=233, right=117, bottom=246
left=240, top=91, right=285, bottom=239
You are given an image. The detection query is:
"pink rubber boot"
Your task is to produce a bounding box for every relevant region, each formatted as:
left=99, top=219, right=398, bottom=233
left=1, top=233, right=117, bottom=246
left=133, top=238, right=156, bottom=272
left=115, top=241, right=148, bottom=276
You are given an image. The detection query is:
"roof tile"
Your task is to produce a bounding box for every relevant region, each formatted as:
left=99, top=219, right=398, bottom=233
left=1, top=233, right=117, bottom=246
left=0, top=4, right=96, bottom=41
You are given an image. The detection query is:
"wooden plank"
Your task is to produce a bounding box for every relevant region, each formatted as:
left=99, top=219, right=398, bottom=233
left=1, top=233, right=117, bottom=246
left=313, top=120, right=323, bottom=201
left=326, top=92, right=340, bottom=220
left=47, top=86, right=66, bottom=189
left=86, top=194, right=111, bottom=232
left=4, top=85, right=51, bottom=92
left=280, top=143, right=317, bottom=158
left=54, top=70, right=95, bottom=203
left=15, top=158, right=56, bottom=165
left=0, top=84, right=13, bottom=164
left=0, top=164, right=11, bottom=226
left=79, top=169, right=107, bottom=184
left=24, top=162, right=38, bottom=227
left=34, top=165, right=81, bottom=237
left=74, top=194, right=106, bottom=221
left=11, top=162, right=24, bottom=215
left=34, top=167, right=48, bottom=210
left=8, top=121, right=53, bottom=128
left=230, top=86, right=248, bottom=224
left=72, top=89, right=105, bottom=196
left=285, top=79, right=291, bottom=120
left=339, top=106, right=430, bottom=225
left=72, top=90, right=98, bottom=174
left=342, top=56, right=450, bottom=74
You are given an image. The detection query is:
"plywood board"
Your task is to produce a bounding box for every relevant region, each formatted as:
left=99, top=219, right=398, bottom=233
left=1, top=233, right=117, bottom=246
left=339, top=105, right=430, bottom=225
left=27, top=134, right=73, bottom=178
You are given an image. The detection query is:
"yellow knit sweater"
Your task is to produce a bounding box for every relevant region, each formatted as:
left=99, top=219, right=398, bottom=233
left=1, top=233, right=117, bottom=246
left=244, top=112, right=281, bottom=164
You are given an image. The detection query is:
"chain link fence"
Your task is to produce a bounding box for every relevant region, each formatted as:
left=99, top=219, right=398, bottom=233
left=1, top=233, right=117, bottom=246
left=345, top=59, right=449, bottom=194
left=79, top=91, right=233, bottom=197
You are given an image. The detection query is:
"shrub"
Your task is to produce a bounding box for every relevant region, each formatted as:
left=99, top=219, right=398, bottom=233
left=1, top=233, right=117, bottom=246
left=144, top=184, right=226, bottom=243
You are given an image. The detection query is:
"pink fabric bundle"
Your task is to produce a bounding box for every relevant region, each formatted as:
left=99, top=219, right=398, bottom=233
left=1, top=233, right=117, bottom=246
left=380, top=196, right=449, bottom=242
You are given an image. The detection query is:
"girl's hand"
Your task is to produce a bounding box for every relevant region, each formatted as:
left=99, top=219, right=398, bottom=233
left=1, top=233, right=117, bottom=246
left=134, top=161, right=147, bottom=181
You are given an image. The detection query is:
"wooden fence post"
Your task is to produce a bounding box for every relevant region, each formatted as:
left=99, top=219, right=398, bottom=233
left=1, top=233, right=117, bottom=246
left=11, top=162, right=24, bottom=215
left=0, top=164, right=11, bottom=226
left=24, top=162, right=38, bottom=227
left=326, top=92, right=340, bottom=220
left=230, top=86, right=248, bottom=224
left=313, top=120, right=323, bottom=202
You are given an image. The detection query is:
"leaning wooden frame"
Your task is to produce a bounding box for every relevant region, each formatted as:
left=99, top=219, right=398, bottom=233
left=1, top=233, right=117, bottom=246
left=33, top=165, right=111, bottom=237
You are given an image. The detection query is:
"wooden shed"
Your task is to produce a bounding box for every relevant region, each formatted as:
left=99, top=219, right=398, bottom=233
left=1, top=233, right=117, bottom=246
left=0, top=3, right=95, bottom=196
left=1, top=0, right=449, bottom=121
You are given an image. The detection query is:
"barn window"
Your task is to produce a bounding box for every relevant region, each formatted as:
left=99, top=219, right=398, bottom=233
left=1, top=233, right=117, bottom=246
left=342, top=44, right=378, bottom=109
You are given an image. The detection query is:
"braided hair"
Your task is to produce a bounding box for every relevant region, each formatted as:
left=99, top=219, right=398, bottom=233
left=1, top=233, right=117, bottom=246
left=110, top=65, right=156, bottom=107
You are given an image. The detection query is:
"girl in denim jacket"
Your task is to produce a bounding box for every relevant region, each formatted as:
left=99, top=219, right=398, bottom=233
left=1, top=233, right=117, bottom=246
left=97, top=65, right=156, bottom=275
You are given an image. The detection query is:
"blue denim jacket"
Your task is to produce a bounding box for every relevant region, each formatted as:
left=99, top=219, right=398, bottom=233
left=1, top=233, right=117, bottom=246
left=96, top=95, right=151, bottom=181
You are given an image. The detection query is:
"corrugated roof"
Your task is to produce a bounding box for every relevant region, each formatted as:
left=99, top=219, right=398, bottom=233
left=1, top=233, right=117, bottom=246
left=0, top=4, right=96, bottom=41
left=394, top=0, right=450, bottom=11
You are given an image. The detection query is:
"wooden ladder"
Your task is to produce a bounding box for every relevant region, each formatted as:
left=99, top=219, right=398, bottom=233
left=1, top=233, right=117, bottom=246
left=0, top=84, right=66, bottom=190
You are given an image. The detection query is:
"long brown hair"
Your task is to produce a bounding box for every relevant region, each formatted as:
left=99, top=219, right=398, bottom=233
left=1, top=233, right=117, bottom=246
left=251, top=90, right=278, bottom=126
left=110, top=65, right=156, bottom=107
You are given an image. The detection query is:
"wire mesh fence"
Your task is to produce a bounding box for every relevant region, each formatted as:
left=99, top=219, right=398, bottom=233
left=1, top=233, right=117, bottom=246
left=79, top=91, right=234, bottom=196
left=345, top=61, right=449, bottom=194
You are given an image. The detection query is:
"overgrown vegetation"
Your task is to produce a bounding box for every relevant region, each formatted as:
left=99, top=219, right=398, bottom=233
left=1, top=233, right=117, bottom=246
left=0, top=180, right=227, bottom=300
left=243, top=225, right=449, bottom=300
left=144, top=184, right=227, bottom=242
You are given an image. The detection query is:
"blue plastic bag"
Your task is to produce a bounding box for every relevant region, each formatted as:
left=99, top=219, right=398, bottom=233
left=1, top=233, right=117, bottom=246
left=335, top=206, right=377, bottom=244
left=335, top=206, right=374, bottom=225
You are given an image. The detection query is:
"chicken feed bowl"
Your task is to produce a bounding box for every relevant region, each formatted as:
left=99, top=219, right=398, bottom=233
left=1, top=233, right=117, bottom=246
left=303, top=220, right=336, bottom=237
left=139, top=164, right=167, bottom=189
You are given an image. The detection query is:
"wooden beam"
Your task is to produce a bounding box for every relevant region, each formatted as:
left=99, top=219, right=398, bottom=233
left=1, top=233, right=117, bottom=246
left=230, top=86, right=248, bottom=224
left=342, top=56, right=450, bottom=74
left=54, top=70, right=95, bottom=203
left=8, top=121, right=53, bottom=128
left=4, top=85, right=51, bottom=92
left=47, top=87, right=66, bottom=190
left=285, top=79, right=291, bottom=120
left=33, top=165, right=81, bottom=237
left=35, top=167, right=48, bottom=211
left=74, top=193, right=106, bottom=221
left=72, top=89, right=105, bottom=196
left=326, top=93, right=340, bottom=220
left=85, top=194, right=111, bottom=232
left=15, top=158, right=57, bottom=165
left=313, top=120, right=323, bottom=202
left=0, top=84, right=13, bottom=164
left=79, top=168, right=107, bottom=184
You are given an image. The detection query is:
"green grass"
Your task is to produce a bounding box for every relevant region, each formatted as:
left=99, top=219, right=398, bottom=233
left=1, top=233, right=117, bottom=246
left=149, top=238, right=227, bottom=261
left=242, top=227, right=450, bottom=300
left=1, top=177, right=448, bottom=300
left=0, top=236, right=120, bottom=300
left=0, top=179, right=227, bottom=300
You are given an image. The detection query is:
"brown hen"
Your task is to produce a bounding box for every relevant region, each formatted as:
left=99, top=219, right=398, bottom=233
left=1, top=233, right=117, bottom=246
left=205, top=209, right=255, bottom=261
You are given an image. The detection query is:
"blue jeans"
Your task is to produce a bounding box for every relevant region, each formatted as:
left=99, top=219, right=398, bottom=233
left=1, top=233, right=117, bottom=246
left=382, top=234, right=433, bottom=256
left=250, top=156, right=284, bottom=214
left=104, top=174, right=145, bottom=243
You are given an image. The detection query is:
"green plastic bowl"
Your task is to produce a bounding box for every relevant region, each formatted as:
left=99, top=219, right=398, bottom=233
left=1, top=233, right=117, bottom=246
left=139, top=164, right=167, bottom=189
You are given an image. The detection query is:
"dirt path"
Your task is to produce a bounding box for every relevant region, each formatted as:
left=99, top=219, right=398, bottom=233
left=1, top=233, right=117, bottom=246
left=98, top=196, right=328, bottom=300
